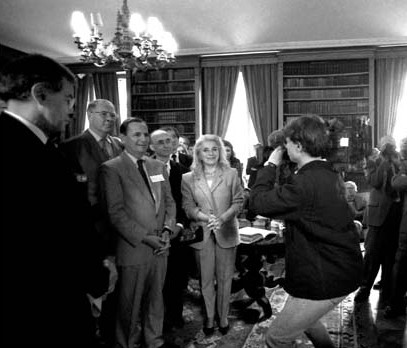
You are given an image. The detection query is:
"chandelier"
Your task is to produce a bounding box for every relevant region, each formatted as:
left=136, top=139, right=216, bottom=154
left=70, top=0, right=177, bottom=70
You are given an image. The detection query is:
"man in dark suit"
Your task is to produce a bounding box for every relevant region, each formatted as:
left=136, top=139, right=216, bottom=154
left=150, top=129, right=193, bottom=330
left=355, top=136, right=402, bottom=302
left=161, top=126, right=193, bottom=169
left=99, top=118, right=177, bottom=348
left=0, top=54, right=111, bottom=346
left=60, top=99, right=123, bottom=347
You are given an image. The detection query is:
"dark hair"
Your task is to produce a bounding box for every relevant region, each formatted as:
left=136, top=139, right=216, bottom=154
left=161, top=126, right=180, bottom=138
left=283, top=115, right=343, bottom=159
left=267, top=130, right=285, bottom=150
left=0, top=54, right=75, bottom=102
left=119, top=117, right=147, bottom=135
left=222, top=139, right=237, bottom=160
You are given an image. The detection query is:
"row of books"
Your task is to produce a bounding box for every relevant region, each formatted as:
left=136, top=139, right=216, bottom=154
left=284, top=74, right=369, bottom=87
left=149, top=123, right=195, bottom=135
left=284, top=100, right=369, bottom=114
left=139, top=110, right=195, bottom=124
left=134, top=95, right=195, bottom=109
left=283, top=59, right=369, bottom=75
left=135, top=68, right=194, bottom=81
left=132, top=81, right=194, bottom=94
left=284, top=87, right=368, bottom=99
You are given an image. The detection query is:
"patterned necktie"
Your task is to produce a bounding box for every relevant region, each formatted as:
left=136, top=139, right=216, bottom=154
left=137, top=159, right=154, bottom=199
left=100, top=138, right=113, bottom=159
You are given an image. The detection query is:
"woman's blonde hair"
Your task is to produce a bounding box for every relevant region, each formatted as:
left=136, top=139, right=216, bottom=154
left=191, top=134, right=230, bottom=175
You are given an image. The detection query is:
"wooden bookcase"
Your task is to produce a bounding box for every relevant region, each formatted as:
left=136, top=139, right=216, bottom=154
left=280, top=58, right=374, bottom=191
left=130, top=58, right=200, bottom=143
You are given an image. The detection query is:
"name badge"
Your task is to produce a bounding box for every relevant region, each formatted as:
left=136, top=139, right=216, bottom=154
left=150, top=174, right=165, bottom=183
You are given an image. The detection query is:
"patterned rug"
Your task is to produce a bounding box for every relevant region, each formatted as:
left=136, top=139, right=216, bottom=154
left=164, top=259, right=286, bottom=348
left=242, top=288, right=357, bottom=348
left=164, top=259, right=358, bottom=348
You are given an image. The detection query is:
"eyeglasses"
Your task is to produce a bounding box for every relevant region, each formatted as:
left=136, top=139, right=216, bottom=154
left=92, top=111, right=117, bottom=119
left=155, top=139, right=172, bottom=146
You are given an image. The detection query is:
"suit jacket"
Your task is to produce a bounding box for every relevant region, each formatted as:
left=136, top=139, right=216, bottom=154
left=1, top=111, right=105, bottom=345
left=60, top=130, right=123, bottom=257
left=178, top=152, right=193, bottom=168
left=181, top=167, right=244, bottom=249
left=366, top=157, right=398, bottom=226
left=60, top=129, right=123, bottom=206
left=99, top=152, right=176, bottom=266
left=169, top=159, right=189, bottom=226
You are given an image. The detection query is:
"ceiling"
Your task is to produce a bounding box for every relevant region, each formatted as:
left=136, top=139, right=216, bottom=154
left=1, top=0, right=407, bottom=64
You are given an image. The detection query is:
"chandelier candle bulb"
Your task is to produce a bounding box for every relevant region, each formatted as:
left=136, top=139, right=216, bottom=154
left=71, top=11, right=91, bottom=42
left=129, top=13, right=145, bottom=37
left=96, top=12, right=103, bottom=27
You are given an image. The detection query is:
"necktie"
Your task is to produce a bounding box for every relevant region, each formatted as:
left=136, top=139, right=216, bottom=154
left=100, top=138, right=113, bottom=159
left=137, top=159, right=154, bottom=199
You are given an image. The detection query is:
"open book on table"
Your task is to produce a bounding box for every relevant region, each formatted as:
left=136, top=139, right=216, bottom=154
left=239, top=226, right=278, bottom=244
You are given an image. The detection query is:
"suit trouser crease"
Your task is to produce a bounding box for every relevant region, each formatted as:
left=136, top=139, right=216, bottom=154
left=115, top=256, right=167, bottom=348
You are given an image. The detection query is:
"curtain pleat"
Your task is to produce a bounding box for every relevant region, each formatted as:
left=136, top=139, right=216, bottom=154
left=375, top=57, right=407, bottom=141
left=71, top=74, right=92, bottom=137
left=92, top=72, right=121, bottom=135
left=202, top=66, right=239, bottom=136
left=242, top=64, right=278, bottom=146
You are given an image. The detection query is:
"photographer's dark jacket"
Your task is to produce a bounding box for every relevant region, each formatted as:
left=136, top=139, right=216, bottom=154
left=249, top=160, right=363, bottom=300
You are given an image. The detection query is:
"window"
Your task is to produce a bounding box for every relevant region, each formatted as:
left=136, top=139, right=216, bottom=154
left=224, top=71, right=260, bottom=185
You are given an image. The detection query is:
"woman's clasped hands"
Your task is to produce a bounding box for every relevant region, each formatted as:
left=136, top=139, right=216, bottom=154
left=207, top=212, right=224, bottom=232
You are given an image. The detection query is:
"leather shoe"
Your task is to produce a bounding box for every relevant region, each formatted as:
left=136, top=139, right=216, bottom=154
left=203, top=326, right=215, bottom=336
left=219, top=324, right=230, bottom=335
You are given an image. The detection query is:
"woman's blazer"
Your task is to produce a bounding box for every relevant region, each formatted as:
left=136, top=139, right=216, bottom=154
left=181, top=167, right=243, bottom=249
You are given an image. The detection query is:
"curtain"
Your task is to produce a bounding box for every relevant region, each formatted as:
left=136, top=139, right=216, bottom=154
left=71, top=74, right=92, bottom=137
left=202, top=66, right=239, bottom=136
left=242, top=64, right=278, bottom=146
left=375, top=57, right=407, bottom=142
left=92, top=72, right=121, bottom=135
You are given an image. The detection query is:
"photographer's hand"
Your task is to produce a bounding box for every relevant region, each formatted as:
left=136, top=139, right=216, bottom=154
left=266, top=146, right=285, bottom=166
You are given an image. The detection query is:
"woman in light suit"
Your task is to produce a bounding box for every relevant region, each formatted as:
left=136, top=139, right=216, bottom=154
left=181, top=134, right=244, bottom=336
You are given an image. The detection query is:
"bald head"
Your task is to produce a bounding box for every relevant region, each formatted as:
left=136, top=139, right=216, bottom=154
left=150, top=129, right=173, bottom=161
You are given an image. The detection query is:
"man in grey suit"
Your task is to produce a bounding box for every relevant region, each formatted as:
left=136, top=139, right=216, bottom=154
left=60, top=99, right=123, bottom=347
left=99, top=117, right=177, bottom=348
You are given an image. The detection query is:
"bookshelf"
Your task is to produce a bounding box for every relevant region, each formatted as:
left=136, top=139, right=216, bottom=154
left=281, top=59, right=374, bottom=191
left=130, top=60, right=200, bottom=143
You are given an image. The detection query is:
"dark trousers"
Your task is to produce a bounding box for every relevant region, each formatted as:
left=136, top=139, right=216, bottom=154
left=361, top=202, right=402, bottom=298
left=389, top=211, right=407, bottom=308
left=98, top=289, right=118, bottom=347
left=163, top=244, right=194, bottom=324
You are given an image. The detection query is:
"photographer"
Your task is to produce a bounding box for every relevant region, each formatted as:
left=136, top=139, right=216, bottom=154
left=355, top=135, right=402, bottom=302
left=249, top=115, right=362, bottom=347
